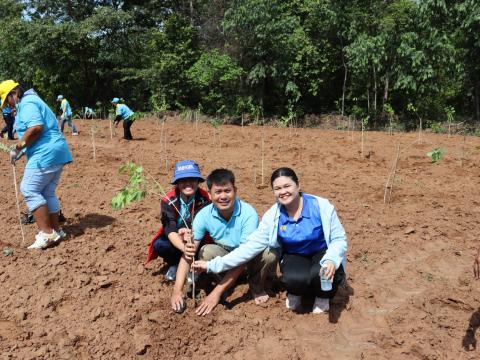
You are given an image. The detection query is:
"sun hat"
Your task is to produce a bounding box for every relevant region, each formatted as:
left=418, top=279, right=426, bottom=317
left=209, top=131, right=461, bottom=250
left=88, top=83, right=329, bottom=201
left=171, top=160, right=205, bottom=184
left=111, top=97, right=120, bottom=103
left=0, top=80, right=20, bottom=108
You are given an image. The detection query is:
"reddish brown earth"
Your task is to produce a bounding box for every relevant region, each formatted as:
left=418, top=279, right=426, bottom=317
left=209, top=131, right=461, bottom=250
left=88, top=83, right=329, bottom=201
left=1, top=117, right=480, bottom=359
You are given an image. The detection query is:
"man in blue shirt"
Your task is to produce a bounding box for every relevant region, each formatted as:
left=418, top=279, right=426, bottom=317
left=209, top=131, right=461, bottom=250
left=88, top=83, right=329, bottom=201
left=178, top=169, right=278, bottom=316
left=111, top=97, right=135, bottom=140
left=1, top=105, right=15, bottom=140
left=57, top=95, right=78, bottom=135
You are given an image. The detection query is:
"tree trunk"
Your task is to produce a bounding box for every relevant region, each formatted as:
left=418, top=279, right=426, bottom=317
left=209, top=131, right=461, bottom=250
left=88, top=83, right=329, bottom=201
left=383, top=73, right=389, bottom=109
left=373, top=65, right=377, bottom=112
left=475, top=79, right=480, bottom=122
left=342, top=64, right=347, bottom=116
left=367, top=84, right=370, bottom=112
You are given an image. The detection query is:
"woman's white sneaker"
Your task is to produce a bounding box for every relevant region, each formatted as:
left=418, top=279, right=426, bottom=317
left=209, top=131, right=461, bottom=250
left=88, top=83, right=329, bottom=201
left=28, top=230, right=61, bottom=250
left=286, top=293, right=302, bottom=311
left=312, top=297, right=330, bottom=313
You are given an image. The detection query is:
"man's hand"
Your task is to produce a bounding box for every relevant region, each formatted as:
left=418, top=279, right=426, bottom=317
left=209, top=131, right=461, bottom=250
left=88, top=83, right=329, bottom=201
left=195, top=291, right=221, bottom=316
left=9, top=148, right=23, bottom=165
left=193, top=260, right=208, bottom=273
left=320, top=261, right=336, bottom=280
left=474, top=248, right=480, bottom=280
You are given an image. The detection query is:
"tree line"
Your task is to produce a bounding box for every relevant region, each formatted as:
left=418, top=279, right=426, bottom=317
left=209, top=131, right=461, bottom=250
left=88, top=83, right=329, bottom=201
left=1, top=0, right=479, bottom=129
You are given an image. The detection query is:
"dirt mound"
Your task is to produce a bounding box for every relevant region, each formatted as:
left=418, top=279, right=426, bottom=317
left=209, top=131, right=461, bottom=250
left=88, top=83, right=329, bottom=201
left=1, top=118, right=479, bottom=359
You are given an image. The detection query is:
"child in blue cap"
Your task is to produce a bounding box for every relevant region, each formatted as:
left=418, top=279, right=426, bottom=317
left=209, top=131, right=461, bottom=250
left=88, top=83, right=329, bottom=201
left=145, top=160, right=211, bottom=309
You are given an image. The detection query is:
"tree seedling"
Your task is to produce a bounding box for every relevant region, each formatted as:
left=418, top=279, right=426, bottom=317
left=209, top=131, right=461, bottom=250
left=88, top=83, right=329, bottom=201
left=426, top=148, right=445, bottom=163
left=90, top=120, right=98, bottom=161
left=111, top=162, right=198, bottom=305
left=445, top=106, right=455, bottom=138
left=111, top=162, right=148, bottom=210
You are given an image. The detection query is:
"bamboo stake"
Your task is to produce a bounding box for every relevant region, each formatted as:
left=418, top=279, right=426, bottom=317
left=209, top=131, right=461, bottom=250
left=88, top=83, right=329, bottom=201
left=384, top=143, right=401, bottom=204
left=261, top=131, right=265, bottom=186
left=109, top=119, right=113, bottom=140
left=91, top=126, right=96, bottom=161
left=361, top=120, right=365, bottom=157
left=12, top=165, right=25, bottom=246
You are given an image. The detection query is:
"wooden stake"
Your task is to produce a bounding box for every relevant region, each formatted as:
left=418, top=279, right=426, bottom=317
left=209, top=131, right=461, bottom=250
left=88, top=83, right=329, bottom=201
left=12, top=165, right=25, bottom=246
left=384, top=143, right=401, bottom=204
left=91, top=126, right=96, bottom=161
left=261, top=131, right=265, bottom=186
left=109, top=119, right=113, bottom=140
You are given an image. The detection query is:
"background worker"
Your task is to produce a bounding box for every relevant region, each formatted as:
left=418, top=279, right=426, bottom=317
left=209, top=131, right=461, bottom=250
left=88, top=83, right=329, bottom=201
left=1, top=104, right=15, bottom=140
left=57, top=95, right=78, bottom=135
left=111, top=97, right=135, bottom=140
left=0, top=80, right=73, bottom=249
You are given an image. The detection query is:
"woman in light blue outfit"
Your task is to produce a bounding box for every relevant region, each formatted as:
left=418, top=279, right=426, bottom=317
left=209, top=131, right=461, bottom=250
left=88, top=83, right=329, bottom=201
left=111, top=97, right=135, bottom=140
left=194, top=167, right=348, bottom=314
left=0, top=80, right=73, bottom=249
left=57, top=95, right=78, bottom=135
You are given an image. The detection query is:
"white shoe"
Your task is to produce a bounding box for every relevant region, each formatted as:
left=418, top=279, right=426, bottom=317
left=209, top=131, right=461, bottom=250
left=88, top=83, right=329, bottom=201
left=285, top=293, right=302, bottom=311
left=312, top=297, right=330, bottom=313
left=72, top=132, right=79, bottom=136
left=165, top=265, right=178, bottom=281
left=28, top=231, right=60, bottom=250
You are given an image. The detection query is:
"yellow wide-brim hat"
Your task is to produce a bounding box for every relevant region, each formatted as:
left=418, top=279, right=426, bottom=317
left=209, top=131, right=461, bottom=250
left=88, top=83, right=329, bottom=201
left=0, top=80, right=20, bottom=108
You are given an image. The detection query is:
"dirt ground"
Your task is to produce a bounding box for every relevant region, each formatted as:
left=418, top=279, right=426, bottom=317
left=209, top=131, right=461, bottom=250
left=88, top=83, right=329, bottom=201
left=1, top=117, right=480, bottom=359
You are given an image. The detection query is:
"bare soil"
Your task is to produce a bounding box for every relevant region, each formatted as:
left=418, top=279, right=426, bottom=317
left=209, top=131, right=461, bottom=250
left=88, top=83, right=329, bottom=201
left=1, top=117, right=480, bottom=359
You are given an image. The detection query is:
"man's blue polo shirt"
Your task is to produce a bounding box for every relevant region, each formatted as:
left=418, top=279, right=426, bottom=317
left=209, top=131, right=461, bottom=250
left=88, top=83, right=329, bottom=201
left=193, top=198, right=259, bottom=250
left=277, top=193, right=327, bottom=255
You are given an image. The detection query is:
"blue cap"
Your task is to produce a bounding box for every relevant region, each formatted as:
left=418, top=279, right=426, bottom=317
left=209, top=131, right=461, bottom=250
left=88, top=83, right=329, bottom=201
left=171, top=160, right=204, bottom=184
left=57, top=95, right=63, bottom=101
left=111, top=97, right=120, bottom=103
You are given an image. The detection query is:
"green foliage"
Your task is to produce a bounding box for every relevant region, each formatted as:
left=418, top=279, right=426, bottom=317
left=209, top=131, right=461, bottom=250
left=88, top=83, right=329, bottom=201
left=430, top=122, right=445, bottom=134
left=3, top=248, right=13, bottom=257
left=0, top=0, right=478, bottom=124
left=111, top=162, right=147, bottom=210
left=445, top=106, right=455, bottom=123
left=426, top=148, right=445, bottom=163
left=187, top=49, right=244, bottom=115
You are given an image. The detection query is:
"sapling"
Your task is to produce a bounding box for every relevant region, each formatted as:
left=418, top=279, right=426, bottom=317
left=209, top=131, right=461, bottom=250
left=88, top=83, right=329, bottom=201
left=361, top=116, right=369, bottom=157
left=407, top=103, right=423, bottom=144
left=210, top=119, right=221, bottom=147
left=90, top=120, right=98, bottom=161
left=111, top=162, right=197, bottom=304
left=426, top=148, right=445, bottom=163
left=384, top=143, right=401, bottom=204
left=384, top=103, right=395, bottom=135
left=445, top=106, right=455, bottom=138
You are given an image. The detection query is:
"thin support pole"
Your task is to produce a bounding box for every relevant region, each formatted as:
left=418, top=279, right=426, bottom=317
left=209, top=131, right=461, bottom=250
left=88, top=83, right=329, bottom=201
left=12, top=165, right=25, bottom=246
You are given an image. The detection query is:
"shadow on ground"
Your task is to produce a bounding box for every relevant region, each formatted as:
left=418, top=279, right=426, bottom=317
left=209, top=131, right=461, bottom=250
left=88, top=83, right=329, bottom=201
left=63, top=213, right=116, bottom=236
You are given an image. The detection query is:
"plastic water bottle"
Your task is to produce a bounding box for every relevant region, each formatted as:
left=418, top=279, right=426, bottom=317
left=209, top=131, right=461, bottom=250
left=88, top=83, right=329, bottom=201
left=320, top=265, right=333, bottom=291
